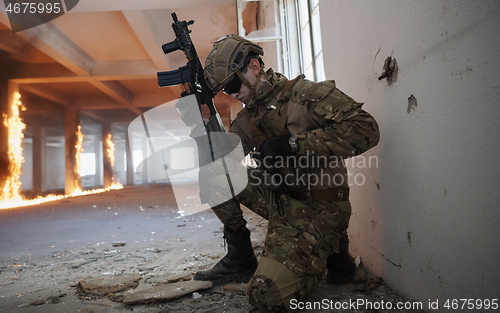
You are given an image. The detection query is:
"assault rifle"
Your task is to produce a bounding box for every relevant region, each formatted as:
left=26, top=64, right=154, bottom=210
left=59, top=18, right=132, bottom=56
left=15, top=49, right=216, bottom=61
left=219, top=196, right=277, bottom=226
left=156, top=13, right=236, bottom=203
left=157, top=12, right=225, bottom=135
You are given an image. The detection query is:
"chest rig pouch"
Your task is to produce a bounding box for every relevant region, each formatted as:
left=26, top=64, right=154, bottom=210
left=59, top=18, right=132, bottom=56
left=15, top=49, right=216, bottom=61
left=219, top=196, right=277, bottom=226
left=249, top=76, right=302, bottom=149
left=248, top=78, right=301, bottom=214
left=249, top=102, right=289, bottom=148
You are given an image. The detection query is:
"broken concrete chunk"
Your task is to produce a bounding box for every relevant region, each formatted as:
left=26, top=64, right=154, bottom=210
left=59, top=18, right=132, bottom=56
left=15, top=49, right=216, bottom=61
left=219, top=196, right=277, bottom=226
left=123, top=280, right=212, bottom=305
left=30, top=299, right=46, bottom=306
left=166, top=272, right=193, bottom=282
left=146, top=273, right=192, bottom=285
left=77, top=274, right=141, bottom=296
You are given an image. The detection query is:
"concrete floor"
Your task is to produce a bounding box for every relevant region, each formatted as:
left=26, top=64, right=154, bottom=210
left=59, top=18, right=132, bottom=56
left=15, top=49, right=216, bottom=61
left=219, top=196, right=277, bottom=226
left=1, top=184, right=197, bottom=265
left=0, top=183, right=425, bottom=312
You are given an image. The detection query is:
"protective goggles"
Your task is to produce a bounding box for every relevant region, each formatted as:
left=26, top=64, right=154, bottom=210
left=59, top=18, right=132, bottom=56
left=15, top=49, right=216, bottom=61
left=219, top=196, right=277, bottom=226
left=222, top=74, right=242, bottom=95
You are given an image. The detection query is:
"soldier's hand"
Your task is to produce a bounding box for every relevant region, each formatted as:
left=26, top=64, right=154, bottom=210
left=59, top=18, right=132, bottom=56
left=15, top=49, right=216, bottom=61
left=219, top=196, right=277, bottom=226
left=257, top=135, right=294, bottom=161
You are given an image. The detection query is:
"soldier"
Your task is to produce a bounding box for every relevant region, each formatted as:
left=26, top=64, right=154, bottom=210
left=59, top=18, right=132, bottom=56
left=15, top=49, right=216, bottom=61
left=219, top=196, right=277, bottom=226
left=195, top=35, right=380, bottom=312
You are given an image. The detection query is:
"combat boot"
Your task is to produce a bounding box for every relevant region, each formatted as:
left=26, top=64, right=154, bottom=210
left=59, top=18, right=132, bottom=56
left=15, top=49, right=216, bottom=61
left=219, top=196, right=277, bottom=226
left=194, top=226, right=258, bottom=285
left=326, top=233, right=356, bottom=285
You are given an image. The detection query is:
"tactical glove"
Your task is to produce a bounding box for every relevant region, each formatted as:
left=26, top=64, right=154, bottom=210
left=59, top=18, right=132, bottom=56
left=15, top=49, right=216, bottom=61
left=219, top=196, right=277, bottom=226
left=257, top=135, right=294, bottom=161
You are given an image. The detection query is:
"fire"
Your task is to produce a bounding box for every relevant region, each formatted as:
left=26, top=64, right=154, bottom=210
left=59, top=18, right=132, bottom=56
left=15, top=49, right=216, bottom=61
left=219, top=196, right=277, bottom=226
left=73, top=124, right=84, bottom=193
left=0, top=93, right=124, bottom=210
left=1, top=92, right=26, bottom=204
left=106, top=133, right=115, bottom=169
left=0, top=184, right=124, bottom=210
left=106, top=133, right=117, bottom=185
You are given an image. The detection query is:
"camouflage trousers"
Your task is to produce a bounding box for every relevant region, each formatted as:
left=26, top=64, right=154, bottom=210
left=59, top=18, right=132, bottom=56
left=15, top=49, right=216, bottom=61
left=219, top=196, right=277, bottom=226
left=210, top=167, right=352, bottom=312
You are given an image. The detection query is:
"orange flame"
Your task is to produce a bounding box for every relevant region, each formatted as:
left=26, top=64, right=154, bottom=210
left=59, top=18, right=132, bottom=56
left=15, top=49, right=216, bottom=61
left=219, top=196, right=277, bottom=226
left=0, top=184, right=124, bottom=210
left=106, top=133, right=115, bottom=171
left=0, top=94, right=124, bottom=210
left=105, top=133, right=122, bottom=188
left=1, top=92, right=26, bottom=204
left=73, top=124, right=84, bottom=193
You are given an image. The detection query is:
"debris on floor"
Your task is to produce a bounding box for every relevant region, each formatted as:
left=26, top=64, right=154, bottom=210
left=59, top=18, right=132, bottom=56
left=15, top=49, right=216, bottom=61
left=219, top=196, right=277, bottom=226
left=77, top=273, right=141, bottom=296
left=0, top=185, right=425, bottom=313
left=123, top=280, right=213, bottom=305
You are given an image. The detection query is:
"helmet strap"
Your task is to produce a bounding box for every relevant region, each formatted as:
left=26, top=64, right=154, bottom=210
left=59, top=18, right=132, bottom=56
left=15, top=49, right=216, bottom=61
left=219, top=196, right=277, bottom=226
left=235, top=69, right=265, bottom=105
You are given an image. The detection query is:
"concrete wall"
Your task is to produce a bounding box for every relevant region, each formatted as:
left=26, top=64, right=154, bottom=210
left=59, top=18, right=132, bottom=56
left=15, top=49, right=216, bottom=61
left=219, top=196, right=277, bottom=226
left=20, top=134, right=66, bottom=193
left=45, top=143, right=65, bottom=191
left=319, top=0, right=500, bottom=308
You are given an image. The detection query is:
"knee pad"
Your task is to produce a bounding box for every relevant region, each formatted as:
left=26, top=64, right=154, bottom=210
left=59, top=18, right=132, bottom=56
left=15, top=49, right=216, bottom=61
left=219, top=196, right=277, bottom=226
left=246, top=257, right=299, bottom=312
left=247, top=274, right=288, bottom=313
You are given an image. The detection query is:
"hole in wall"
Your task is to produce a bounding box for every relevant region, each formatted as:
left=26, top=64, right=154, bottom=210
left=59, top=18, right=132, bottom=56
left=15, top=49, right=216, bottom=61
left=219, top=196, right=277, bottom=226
left=407, top=95, right=417, bottom=113
left=378, top=56, right=398, bottom=85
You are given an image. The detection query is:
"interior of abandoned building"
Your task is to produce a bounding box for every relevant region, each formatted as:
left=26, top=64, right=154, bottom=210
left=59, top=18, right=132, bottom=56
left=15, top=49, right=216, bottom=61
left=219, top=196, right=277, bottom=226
left=1, top=1, right=265, bottom=199
left=1, top=0, right=499, bottom=311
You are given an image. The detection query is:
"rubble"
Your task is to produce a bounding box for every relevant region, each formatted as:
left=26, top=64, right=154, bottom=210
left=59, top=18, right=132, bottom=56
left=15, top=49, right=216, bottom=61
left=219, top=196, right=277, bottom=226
left=77, top=274, right=141, bottom=296
left=165, top=272, right=194, bottom=283
left=192, top=292, right=203, bottom=300
left=145, top=272, right=193, bottom=286
left=122, top=280, right=213, bottom=305
left=0, top=184, right=426, bottom=313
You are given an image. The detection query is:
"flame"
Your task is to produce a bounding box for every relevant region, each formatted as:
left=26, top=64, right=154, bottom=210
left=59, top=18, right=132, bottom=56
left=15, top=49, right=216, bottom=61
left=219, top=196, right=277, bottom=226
left=0, top=184, right=124, bottom=210
left=73, top=124, right=84, bottom=193
left=0, top=94, right=124, bottom=210
left=105, top=133, right=122, bottom=188
left=106, top=134, right=115, bottom=169
left=106, top=133, right=116, bottom=183
left=1, top=92, right=26, bottom=203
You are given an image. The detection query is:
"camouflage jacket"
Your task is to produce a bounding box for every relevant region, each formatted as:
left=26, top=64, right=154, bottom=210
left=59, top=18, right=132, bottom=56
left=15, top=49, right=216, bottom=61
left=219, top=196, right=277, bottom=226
left=230, top=69, right=380, bottom=190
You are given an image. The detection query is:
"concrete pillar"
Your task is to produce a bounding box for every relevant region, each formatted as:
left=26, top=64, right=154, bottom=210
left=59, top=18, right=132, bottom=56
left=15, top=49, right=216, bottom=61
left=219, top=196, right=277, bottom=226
left=93, top=138, right=101, bottom=187
left=125, top=130, right=134, bottom=185
left=64, top=105, right=81, bottom=194
left=141, top=137, right=148, bottom=184
left=32, top=123, right=45, bottom=194
left=102, top=123, right=113, bottom=188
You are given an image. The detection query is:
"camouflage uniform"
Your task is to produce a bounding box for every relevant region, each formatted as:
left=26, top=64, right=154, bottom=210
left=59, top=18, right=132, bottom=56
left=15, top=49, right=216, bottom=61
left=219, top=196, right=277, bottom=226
left=209, top=69, right=380, bottom=312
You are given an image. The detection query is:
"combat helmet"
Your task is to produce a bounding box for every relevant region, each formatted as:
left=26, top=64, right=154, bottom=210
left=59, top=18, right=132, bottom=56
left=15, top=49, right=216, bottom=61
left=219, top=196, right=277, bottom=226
left=204, top=34, right=264, bottom=94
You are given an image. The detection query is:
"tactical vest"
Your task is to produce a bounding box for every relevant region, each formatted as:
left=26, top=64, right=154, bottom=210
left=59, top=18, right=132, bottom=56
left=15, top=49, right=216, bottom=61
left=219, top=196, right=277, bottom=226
left=248, top=76, right=302, bottom=150
left=241, top=75, right=357, bottom=200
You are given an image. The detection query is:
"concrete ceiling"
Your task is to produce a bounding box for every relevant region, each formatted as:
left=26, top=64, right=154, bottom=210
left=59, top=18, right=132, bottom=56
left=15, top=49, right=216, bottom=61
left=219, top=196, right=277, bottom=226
left=0, top=0, right=239, bottom=136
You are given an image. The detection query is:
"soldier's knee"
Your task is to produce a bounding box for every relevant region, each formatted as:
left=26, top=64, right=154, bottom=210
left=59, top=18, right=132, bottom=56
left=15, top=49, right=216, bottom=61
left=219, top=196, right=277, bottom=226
left=247, top=274, right=290, bottom=313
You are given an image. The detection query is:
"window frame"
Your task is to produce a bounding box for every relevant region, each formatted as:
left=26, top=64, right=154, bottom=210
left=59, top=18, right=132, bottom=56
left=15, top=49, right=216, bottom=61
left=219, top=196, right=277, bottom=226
left=236, top=0, right=326, bottom=81
left=281, top=0, right=325, bottom=80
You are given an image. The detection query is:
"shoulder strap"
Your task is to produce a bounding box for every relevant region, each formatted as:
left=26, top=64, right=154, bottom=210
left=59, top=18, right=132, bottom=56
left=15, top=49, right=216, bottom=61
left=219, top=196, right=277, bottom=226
left=278, top=74, right=304, bottom=103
